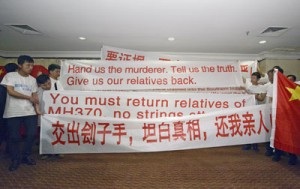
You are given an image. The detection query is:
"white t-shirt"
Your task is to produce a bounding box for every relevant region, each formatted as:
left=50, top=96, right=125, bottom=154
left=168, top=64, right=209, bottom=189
left=266, top=83, right=273, bottom=104
left=246, top=84, right=266, bottom=94
left=246, top=84, right=267, bottom=104
left=37, top=87, right=45, bottom=127
left=50, top=77, right=64, bottom=91
left=37, top=87, right=45, bottom=114
left=1, top=72, right=38, bottom=118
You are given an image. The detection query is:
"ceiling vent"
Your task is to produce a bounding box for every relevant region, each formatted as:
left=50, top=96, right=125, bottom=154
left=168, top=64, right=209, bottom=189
left=5, top=24, right=42, bottom=35
left=258, top=27, right=288, bottom=37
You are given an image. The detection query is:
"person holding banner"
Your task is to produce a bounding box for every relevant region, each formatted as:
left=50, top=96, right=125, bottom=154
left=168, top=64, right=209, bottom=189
left=266, top=67, right=288, bottom=162
left=243, top=72, right=266, bottom=152
left=48, top=64, right=64, bottom=159
left=35, top=74, right=55, bottom=160
left=255, top=67, right=282, bottom=157
left=35, top=74, right=52, bottom=115
left=1, top=55, right=39, bottom=171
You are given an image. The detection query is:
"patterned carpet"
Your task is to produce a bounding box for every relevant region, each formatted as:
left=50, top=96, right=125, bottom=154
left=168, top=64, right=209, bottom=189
left=0, top=144, right=299, bottom=189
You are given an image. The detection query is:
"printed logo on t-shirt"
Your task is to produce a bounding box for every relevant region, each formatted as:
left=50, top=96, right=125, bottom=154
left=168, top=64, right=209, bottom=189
left=15, top=83, right=32, bottom=92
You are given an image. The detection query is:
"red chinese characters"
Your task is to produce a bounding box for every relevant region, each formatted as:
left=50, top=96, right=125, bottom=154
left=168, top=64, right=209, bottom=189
left=81, top=121, right=96, bottom=145
left=112, top=123, right=127, bottom=145
left=52, top=121, right=66, bottom=145
left=159, top=122, right=171, bottom=142
left=105, top=51, right=119, bottom=61
left=67, top=121, right=80, bottom=145
left=172, top=121, right=186, bottom=141
left=105, top=50, right=145, bottom=61
left=240, top=65, right=248, bottom=72
left=215, top=115, right=229, bottom=137
left=142, top=119, right=206, bottom=144
left=257, top=110, right=269, bottom=134
left=215, top=111, right=269, bottom=138
left=242, top=112, right=256, bottom=136
left=51, top=121, right=128, bottom=146
left=228, top=114, right=243, bottom=137
left=187, top=119, right=206, bottom=141
left=142, top=123, right=157, bottom=143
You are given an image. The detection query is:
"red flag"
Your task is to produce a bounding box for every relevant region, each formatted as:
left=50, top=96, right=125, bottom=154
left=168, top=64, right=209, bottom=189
left=0, top=66, right=7, bottom=78
left=272, top=71, right=300, bottom=155
left=30, top=65, right=49, bottom=78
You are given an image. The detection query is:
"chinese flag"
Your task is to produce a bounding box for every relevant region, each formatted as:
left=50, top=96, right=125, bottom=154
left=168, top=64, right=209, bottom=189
left=272, top=71, right=300, bottom=155
left=0, top=66, right=7, bottom=81
left=30, top=65, right=49, bottom=78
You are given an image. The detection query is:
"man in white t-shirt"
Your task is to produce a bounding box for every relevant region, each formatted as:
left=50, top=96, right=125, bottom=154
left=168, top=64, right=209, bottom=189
left=246, top=72, right=267, bottom=105
left=1, top=55, right=39, bottom=171
left=243, top=72, right=267, bottom=151
left=48, top=64, right=63, bottom=91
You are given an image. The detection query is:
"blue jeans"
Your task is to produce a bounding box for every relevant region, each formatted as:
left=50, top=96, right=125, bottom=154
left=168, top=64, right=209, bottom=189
left=7, top=115, right=37, bottom=161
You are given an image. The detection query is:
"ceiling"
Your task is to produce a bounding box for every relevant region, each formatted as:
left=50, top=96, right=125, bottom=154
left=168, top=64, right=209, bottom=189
left=1, top=0, right=300, bottom=57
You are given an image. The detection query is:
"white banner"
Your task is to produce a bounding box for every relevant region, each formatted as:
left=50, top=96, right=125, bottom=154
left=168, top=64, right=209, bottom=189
left=101, top=46, right=257, bottom=79
left=60, top=60, right=244, bottom=92
left=40, top=104, right=271, bottom=154
left=101, top=45, right=257, bottom=62
left=43, top=91, right=255, bottom=118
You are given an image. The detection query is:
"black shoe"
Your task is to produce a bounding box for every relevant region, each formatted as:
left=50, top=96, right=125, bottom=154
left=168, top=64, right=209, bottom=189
left=242, top=145, right=251, bottom=150
left=252, top=144, right=259, bottom=152
left=21, top=157, right=36, bottom=165
left=288, top=155, right=298, bottom=165
left=265, top=150, right=274, bottom=156
left=9, top=160, right=20, bottom=171
left=272, top=155, right=281, bottom=162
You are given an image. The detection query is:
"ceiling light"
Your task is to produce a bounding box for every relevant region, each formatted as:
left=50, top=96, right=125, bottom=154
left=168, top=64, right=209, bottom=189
left=259, top=40, right=266, bottom=44
left=79, top=37, right=86, bottom=40
left=168, top=37, right=175, bottom=41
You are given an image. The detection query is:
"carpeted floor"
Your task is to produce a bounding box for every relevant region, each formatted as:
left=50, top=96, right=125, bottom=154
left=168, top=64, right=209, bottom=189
left=0, top=144, right=299, bottom=189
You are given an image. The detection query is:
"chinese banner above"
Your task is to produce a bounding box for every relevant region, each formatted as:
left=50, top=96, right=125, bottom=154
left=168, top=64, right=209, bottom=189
left=271, top=71, right=300, bottom=155
left=40, top=104, right=271, bottom=154
left=60, top=60, right=244, bottom=92
left=101, top=45, right=175, bottom=61
left=101, top=45, right=257, bottom=79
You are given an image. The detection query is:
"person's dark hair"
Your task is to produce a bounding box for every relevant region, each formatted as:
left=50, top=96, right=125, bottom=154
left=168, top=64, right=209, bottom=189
left=251, top=72, right=261, bottom=80
left=17, top=55, right=34, bottom=65
left=273, top=66, right=284, bottom=74
left=267, top=69, right=274, bottom=74
left=48, top=64, right=61, bottom=72
left=36, top=74, right=50, bottom=85
left=287, top=74, right=297, bottom=81
left=4, top=63, right=18, bottom=73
